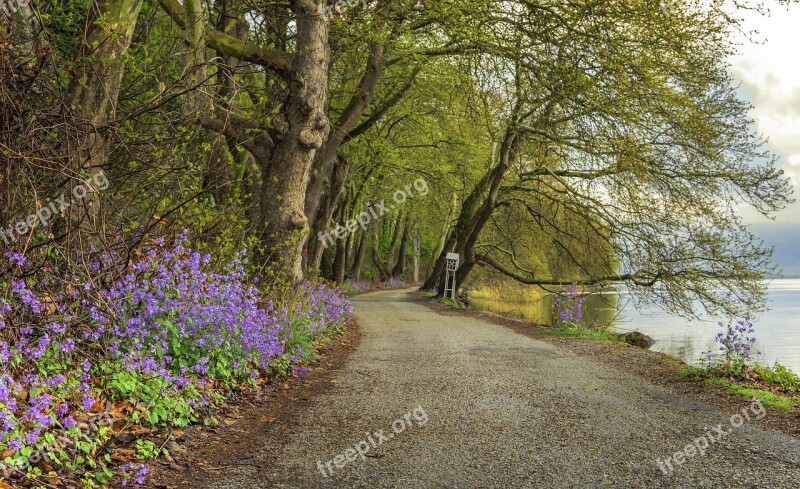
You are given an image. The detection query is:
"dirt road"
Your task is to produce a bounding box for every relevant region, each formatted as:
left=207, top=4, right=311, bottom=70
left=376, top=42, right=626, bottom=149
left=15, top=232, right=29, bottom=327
left=170, top=288, right=800, bottom=488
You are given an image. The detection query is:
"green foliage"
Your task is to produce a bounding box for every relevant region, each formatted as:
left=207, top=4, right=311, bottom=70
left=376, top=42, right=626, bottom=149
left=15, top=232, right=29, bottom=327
left=135, top=439, right=164, bottom=460
left=679, top=363, right=800, bottom=410
left=705, top=378, right=797, bottom=411
left=752, top=363, right=800, bottom=393
left=544, top=325, right=617, bottom=341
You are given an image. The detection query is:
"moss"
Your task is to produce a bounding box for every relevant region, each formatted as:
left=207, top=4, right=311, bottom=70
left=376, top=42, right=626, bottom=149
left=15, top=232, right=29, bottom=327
left=440, top=297, right=459, bottom=309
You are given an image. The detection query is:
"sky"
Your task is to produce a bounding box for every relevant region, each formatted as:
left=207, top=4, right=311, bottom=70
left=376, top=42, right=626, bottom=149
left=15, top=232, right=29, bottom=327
left=722, top=2, right=800, bottom=274
left=728, top=2, right=800, bottom=224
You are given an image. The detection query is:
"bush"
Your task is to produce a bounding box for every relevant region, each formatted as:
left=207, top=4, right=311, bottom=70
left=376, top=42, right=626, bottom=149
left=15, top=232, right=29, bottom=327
left=752, top=363, right=800, bottom=393
left=0, top=236, right=351, bottom=486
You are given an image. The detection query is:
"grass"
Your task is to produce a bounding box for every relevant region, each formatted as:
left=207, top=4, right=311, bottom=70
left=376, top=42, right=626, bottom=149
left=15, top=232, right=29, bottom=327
left=676, top=366, right=711, bottom=381
left=705, top=378, right=797, bottom=411
left=677, top=364, right=800, bottom=411
left=440, top=297, right=460, bottom=309
left=543, top=324, right=617, bottom=341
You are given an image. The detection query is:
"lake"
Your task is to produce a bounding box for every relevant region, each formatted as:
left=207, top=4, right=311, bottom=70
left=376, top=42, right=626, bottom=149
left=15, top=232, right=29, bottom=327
left=469, top=279, right=800, bottom=374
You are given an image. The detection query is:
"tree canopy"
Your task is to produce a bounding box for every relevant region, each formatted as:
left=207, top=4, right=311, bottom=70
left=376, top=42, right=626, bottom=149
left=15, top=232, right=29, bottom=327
left=1, top=0, right=793, bottom=316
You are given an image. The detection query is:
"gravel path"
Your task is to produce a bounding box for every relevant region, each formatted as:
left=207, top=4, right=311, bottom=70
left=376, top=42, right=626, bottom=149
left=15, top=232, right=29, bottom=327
left=199, top=288, right=800, bottom=488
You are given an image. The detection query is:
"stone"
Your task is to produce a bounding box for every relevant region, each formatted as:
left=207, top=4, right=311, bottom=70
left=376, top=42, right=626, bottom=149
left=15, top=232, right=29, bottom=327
left=617, top=331, right=656, bottom=349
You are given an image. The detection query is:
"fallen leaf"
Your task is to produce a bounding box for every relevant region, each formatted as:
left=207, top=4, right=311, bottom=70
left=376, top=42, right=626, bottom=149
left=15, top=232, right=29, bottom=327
left=110, top=448, right=136, bottom=462
left=258, top=416, right=276, bottom=423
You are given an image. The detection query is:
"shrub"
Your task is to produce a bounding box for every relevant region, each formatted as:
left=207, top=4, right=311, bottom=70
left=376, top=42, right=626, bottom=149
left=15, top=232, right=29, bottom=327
left=0, top=236, right=351, bottom=486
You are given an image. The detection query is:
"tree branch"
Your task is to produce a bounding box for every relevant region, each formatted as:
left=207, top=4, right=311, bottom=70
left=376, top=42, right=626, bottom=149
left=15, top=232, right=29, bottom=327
left=345, top=66, right=421, bottom=142
left=157, top=0, right=292, bottom=73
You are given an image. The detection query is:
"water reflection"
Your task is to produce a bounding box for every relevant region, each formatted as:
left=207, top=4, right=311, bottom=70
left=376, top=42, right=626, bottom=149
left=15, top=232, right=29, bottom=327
left=469, top=279, right=800, bottom=374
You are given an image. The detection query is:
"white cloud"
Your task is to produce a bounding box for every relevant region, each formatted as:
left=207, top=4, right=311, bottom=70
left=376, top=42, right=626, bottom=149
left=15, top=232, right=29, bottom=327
left=728, top=3, right=800, bottom=223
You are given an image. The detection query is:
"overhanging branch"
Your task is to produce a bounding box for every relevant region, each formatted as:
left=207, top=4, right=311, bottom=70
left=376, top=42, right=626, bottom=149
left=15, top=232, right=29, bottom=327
left=158, top=0, right=292, bottom=73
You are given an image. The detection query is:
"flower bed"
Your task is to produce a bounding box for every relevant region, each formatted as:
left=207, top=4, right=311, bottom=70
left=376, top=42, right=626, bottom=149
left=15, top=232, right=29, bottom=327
left=0, top=236, right=351, bottom=486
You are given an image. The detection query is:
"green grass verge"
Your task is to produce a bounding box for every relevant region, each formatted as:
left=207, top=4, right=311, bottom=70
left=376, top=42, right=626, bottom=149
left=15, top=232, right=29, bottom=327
left=440, top=297, right=460, bottom=309
left=677, top=365, right=800, bottom=411
left=543, top=326, right=618, bottom=341
left=705, top=378, right=797, bottom=411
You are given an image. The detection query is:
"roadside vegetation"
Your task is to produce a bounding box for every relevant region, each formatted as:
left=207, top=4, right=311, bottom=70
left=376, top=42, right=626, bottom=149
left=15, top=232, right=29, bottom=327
left=2, top=0, right=797, bottom=486
left=0, top=241, right=350, bottom=487
left=676, top=315, right=800, bottom=411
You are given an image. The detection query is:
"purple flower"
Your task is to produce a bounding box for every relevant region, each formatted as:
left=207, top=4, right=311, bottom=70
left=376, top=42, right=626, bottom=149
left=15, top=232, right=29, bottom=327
left=82, top=395, right=95, bottom=412
left=5, top=251, right=26, bottom=267
left=7, top=438, right=22, bottom=452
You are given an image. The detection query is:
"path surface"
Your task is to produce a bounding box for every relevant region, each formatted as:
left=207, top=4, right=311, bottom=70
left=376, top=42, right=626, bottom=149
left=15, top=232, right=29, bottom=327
left=198, top=289, right=800, bottom=488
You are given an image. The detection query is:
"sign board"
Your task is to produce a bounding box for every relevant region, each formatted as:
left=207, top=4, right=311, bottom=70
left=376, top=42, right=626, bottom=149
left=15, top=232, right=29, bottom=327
left=446, top=252, right=460, bottom=271
left=444, top=253, right=460, bottom=300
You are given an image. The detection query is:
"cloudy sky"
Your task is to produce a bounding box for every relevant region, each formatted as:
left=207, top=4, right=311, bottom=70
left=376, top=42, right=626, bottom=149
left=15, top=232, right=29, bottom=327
left=721, top=2, right=800, bottom=273
left=729, top=2, right=800, bottom=224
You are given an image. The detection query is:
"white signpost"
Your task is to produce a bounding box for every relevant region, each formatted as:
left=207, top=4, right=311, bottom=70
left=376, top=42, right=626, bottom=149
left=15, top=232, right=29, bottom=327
left=444, top=252, right=460, bottom=301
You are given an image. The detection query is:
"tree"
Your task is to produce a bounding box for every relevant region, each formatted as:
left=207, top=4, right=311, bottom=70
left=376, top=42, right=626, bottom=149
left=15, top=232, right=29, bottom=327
left=424, top=1, right=793, bottom=316
left=157, top=0, right=329, bottom=282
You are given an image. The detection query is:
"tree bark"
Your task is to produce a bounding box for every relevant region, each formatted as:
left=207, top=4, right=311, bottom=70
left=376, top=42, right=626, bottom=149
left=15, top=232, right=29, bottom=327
left=157, top=0, right=327, bottom=283
left=386, top=211, right=405, bottom=267
left=253, top=2, right=330, bottom=282
left=308, top=152, right=350, bottom=272
left=305, top=43, right=386, bottom=233
left=351, top=232, right=367, bottom=282
left=423, top=131, right=519, bottom=293
left=391, top=221, right=409, bottom=279
left=333, top=232, right=347, bottom=283
left=412, top=225, right=420, bottom=283
left=428, top=192, right=458, bottom=275
left=371, top=219, right=391, bottom=280
left=66, top=0, right=144, bottom=244
left=70, top=0, right=144, bottom=172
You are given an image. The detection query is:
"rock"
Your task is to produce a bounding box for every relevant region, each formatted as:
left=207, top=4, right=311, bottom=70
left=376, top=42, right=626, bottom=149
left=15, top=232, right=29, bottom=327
left=617, top=331, right=655, bottom=349
left=458, top=289, right=472, bottom=305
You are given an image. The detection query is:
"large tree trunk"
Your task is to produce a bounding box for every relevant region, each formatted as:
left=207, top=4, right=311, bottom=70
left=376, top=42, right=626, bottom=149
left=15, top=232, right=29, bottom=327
left=305, top=43, right=386, bottom=233
left=351, top=232, right=367, bottom=282
left=66, top=0, right=144, bottom=244
left=157, top=0, right=327, bottom=283
left=255, top=2, right=330, bottom=282
left=423, top=133, right=519, bottom=293
left=391, top=222, right=409, bottom=280
left=70, top=0, right=144, bottom=172
left=333, top=234, right=347, bottom=283
left=412, top=226, right=421, bottom=283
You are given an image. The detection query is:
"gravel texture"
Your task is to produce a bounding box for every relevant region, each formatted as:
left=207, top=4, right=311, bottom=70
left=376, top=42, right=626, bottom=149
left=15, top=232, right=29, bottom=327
left=167, top=288, right=800, bottom=488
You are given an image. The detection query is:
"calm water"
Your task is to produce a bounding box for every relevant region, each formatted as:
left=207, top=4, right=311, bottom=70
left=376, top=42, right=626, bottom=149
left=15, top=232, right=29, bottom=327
left=470, top=279, right=800, bottom=373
